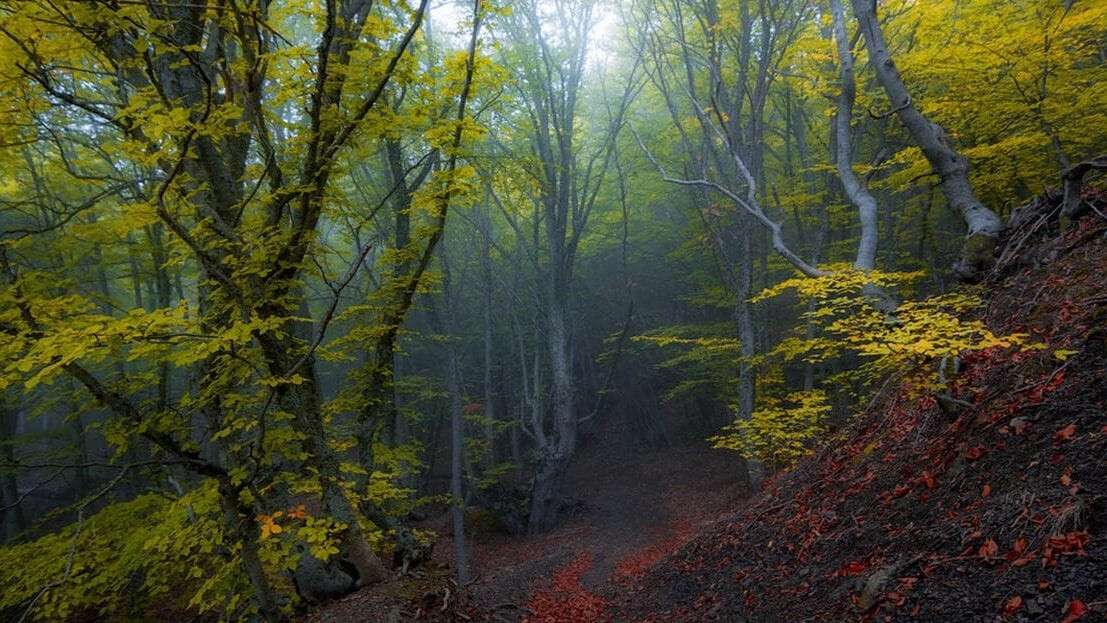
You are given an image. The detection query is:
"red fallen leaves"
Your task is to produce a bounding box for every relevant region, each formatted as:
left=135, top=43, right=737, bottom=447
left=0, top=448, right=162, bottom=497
left=524, top=553, right=608, bottom=623
left=918, top=470, right=936, bottom=489
left=1006, top=537, right=1034, bottom=567
left=615, top=546, right=669, bottom=581
left=1061, top=599, right=1088, bottom=623
left=965, top=446, right=987, bottom=461
left=613, top=517, right=698, bottom=583
left=1002, top=595, right=1023, bottom=616
left=835, top=558, right=869, bottom=577
left=1042, top=532, right=1089, bottom=567
left=1054, top=423, right=1078, bottom=442
left=981, top=484, right=992, bottom=498
left=884, top=576, right=918, bottom=608
left=978, top=539, right=999, bottom=561
left=1028, top=370, right=1067, bottom=404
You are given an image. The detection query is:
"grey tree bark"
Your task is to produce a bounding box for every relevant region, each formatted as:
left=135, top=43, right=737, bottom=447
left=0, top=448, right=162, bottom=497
left=504, top=0, right=638, bottom=532
left=447, top=349, right=470, bottom=584
left=850, top=0, right=1003, bottom=280
left=435, top=241, right=470, bottom=583
left=832, top=0, right=879, bottom=272
left=479, top=203, right=498, bottom=469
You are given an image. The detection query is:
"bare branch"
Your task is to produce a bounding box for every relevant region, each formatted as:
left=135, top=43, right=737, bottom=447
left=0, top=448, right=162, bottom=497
left=632, top=127, right=825, bottom=278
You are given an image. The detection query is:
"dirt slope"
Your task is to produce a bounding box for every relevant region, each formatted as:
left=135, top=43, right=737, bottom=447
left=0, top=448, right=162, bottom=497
left=616, top=194, right=1107, bottom=622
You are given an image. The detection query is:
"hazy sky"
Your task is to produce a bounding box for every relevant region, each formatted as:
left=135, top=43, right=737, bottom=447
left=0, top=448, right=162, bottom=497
left=429, top=0, right=622, bottom=68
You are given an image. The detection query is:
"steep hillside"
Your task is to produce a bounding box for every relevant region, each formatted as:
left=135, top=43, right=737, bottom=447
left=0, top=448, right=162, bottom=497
left=616, top=195, right=1107, bottom=622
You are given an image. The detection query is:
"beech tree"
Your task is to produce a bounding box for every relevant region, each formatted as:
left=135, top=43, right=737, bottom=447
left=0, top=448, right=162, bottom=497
left=0, top=1, right=1103, bottom=620
left=849, top=0, right=1004, bottom=280
left=0, top=0, right=486, bottom=617
left=496, top=0, right=638, bottom=532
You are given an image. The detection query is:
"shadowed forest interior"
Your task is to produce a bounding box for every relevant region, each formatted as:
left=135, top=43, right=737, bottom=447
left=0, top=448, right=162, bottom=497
left=0, top=0, right=1105, bottom=621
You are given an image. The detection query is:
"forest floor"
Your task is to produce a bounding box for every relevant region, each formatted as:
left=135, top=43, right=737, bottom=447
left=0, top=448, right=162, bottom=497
left=306, top=440, right=750, bottom=623
left=462, top=441, right=750, bottom=622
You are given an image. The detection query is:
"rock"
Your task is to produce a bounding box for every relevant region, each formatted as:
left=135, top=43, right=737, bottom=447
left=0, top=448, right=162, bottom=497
left=858, top=564, right=897, bottom=610
left=294, top=546, right=357, bottom=603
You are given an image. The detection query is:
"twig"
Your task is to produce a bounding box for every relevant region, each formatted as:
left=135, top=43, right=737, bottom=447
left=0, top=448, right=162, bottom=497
left=868, top=96, right=912, bottom=119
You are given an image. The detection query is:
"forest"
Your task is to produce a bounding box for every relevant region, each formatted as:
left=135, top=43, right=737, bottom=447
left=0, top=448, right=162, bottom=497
left=0, top=0, right=1105, bottom=621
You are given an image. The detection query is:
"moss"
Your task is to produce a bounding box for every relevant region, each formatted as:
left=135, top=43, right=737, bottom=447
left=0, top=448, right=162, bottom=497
left=955, top=233, right=999, bottom=281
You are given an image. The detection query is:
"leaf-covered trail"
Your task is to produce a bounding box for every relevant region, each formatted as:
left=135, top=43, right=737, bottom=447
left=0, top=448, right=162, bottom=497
left=464, top=442, right=751, bottom=622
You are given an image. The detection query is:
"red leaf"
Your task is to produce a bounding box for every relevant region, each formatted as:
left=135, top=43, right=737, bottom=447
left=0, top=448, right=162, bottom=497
left=979, top=539, right=999, bottom=560
left=1007, top=538, right=1033, bottom=566
left=920, top=470, right=936, bottom=489
left=982, top=484, right=992, bottom=497
left=1054, top=423, right=1077, bottom=442
left=966, top=446, right=986, bottom=461
left=840, top=559, right=868, bottom=576
left=1002, top=595, right=1023, bottom=616
left=1061, top=599, right=1088, bottom=623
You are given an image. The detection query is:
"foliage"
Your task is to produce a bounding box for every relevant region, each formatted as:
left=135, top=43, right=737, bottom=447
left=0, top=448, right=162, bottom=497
left=758, top=266, right=1032, bottom=390
left=886, top=0, right=1107, bottom=204
left=0, top=0, right=1104, bottom=618
left=632, top=323, right=743, bottom=403
left=0, top=485, right=270, bottom=622
left=711, top=390, right=831, bottom=468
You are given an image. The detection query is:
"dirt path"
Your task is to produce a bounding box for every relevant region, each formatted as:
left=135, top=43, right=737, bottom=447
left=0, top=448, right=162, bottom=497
left=305, top=441, right=748, bottom=623
left=465, top=442, right=750, bottom=622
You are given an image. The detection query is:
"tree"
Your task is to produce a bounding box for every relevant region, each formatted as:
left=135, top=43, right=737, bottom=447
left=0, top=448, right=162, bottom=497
left=0, top=0, right=487, bottom=616
left=831, top=0, right=880, bottom=272
left=849, top=0, right=1004, bottom=280
left=497, top=0, right=637, bottom=531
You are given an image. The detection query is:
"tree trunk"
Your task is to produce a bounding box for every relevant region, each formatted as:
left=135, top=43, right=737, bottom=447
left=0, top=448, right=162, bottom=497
left=832, top=0, right=879, bottom=272
left=480, top=205, right=497, bottom=469
left=447, top=346, right=470, bottom=584
left=528, top=298, right=575, bottom=533
left=851, top=0, right=1003, bottom=280
left=733, top=221, right=758, bottom=492
left=216, top=478, right=282, bottom=622
left=147, top=224, right=173, bottom=411
left=0, top=403, right=26, bottom=542
left=435, top=237, right=472, bottom=583
left=126, top=233, right=144, bottom=309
